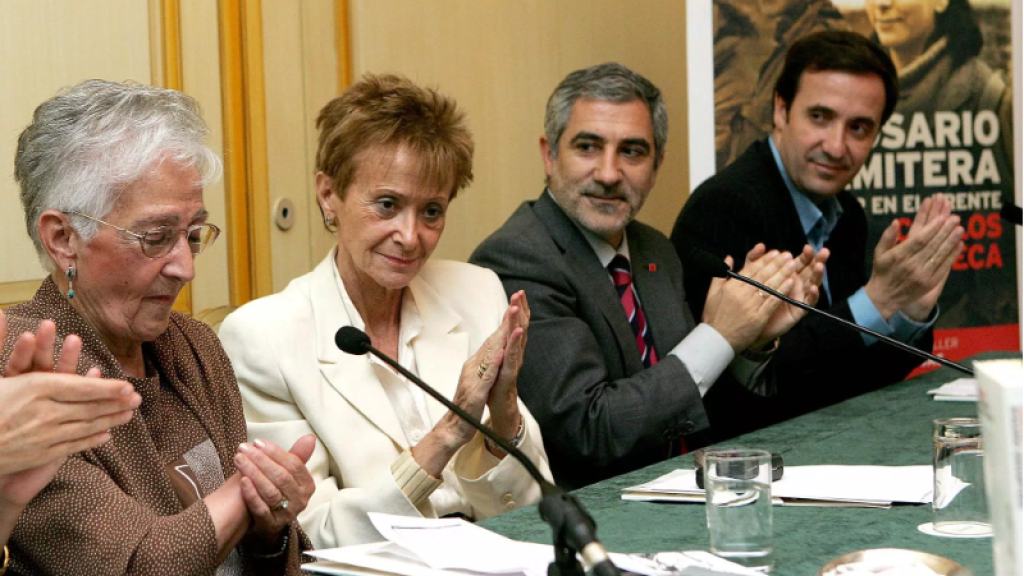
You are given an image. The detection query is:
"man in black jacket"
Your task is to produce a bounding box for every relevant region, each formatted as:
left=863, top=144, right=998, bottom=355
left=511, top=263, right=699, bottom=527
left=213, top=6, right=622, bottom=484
left=674, top=31, right=964, bottom=440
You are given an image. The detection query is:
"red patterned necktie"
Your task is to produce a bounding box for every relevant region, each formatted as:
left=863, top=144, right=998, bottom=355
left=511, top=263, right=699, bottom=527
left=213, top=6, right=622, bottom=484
left=608, top=255, right=658, bottom=368
left=609, top=255, right=688, bottom=455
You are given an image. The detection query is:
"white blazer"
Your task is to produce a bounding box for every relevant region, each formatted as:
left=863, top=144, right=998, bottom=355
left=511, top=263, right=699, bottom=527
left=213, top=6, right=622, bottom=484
left=219, top=253, right=551, bottom=548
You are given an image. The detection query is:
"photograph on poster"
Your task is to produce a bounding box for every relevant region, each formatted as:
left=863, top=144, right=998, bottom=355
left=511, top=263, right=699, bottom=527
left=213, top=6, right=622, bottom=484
left=707, top=0, right=1017, bottom=364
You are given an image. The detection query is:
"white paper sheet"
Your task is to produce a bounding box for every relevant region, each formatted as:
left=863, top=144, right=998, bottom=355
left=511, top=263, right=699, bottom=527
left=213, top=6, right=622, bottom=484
left=307, top=542, right=459, bottom=576
left=304, top=514, right=762, bottom=576
left=623, top=465, right=933, bottom=506
left=368, top=513, right=548, bottom=574
left=927, top=378, right=979, bottom=401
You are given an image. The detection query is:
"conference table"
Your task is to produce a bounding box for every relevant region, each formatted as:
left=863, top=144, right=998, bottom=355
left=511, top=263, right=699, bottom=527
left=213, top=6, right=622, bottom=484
left=481, top=353, right=1018, bottom=575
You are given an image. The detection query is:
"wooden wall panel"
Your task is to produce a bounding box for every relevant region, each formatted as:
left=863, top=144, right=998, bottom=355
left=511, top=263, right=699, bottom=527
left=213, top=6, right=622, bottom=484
left=347, top=0, right=689, bottom=262
left=0, top=1, right=152, bottom=305
left=180, top=0, right=232, bottom=314
left=261, top=0, right=338, bottom=292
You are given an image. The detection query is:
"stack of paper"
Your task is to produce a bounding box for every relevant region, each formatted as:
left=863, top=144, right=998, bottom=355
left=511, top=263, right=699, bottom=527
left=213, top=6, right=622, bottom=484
left=302, top=513, right=762, bottom=576
left=927, top=378, right=978, bottom=401
left=621, top=466, right=933, bottom=508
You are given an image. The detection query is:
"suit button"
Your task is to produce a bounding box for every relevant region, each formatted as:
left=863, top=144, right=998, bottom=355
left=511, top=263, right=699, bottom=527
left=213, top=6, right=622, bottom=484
left=681, top=421, right=696, bottom=434
left=505, top=501, right=517, bottom=510
left=501, top=492, right=514, bottom=504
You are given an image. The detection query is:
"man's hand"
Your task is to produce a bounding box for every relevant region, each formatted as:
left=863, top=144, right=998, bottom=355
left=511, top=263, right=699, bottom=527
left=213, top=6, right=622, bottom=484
left=864, top=194, right=963, bottom=321
left=754, top=244, right=829, bottom=345
left=703, top=244, right=796, bottom=353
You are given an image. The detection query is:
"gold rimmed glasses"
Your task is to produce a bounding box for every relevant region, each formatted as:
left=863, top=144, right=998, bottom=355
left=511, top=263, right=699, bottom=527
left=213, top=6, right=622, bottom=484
left=64, top=211, right=220, bottom=259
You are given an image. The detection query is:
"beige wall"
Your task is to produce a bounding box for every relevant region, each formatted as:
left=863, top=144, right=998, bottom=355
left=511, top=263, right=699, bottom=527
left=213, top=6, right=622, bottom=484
left=1, top=1, right=692, bottom=308
left=262, top=0, right=339, bottom=293
left=347, top=0, right=690, bottom=263
left=0, top=1, right=153, bottom=304
left=0, top=0, right=231, bottom=313
left=180, top=0, right=231, bottom=314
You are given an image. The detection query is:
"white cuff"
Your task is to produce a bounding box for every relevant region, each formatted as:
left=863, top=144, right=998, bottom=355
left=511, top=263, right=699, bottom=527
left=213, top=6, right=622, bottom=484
left=669, top=323, right=736, bottom=397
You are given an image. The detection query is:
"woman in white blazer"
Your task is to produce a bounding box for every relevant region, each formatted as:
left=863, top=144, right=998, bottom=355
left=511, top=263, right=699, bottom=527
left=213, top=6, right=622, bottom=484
left=219, top=73, right=552, bottom=549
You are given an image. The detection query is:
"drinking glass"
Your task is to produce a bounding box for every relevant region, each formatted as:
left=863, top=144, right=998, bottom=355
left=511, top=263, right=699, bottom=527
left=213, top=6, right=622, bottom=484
left=704, top=449, right=773, bottom=570
left=932, top=417, right=991, bottom=536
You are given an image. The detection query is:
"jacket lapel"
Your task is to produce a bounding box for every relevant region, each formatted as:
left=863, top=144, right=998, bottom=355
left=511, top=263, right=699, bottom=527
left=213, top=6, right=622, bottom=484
left=310, top=254, right=409, bottom=449
left=629, top=227, right=685, bottom=359
left=407, top=275, right=468, bottom=426
left=533, top=192, right=642, bottom=372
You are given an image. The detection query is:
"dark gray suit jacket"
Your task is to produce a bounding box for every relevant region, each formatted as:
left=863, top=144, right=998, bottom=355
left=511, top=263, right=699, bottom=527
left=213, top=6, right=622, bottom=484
left=470, top=192, right=707, bottom=489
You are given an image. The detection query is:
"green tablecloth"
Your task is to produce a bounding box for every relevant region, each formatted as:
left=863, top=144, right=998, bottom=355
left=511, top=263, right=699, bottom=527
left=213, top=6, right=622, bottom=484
left=481, top=353, right=1020, bottom=575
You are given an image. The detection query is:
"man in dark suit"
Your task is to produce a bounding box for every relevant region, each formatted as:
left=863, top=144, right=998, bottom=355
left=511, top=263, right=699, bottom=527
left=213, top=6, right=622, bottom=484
left=471, top=63, right=823, bottom=489
left=674, top=31, right=965, bottom=439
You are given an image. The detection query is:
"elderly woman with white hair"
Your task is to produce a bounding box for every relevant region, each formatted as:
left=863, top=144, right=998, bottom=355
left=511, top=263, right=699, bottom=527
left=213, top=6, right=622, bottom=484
left=2, top=80, right=314, bottom=575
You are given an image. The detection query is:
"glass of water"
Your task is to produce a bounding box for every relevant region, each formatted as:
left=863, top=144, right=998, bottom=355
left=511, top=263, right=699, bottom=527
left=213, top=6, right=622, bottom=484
left=704, top=449, right=773, bottom=571
left=932, top=418, right=991, bottom=536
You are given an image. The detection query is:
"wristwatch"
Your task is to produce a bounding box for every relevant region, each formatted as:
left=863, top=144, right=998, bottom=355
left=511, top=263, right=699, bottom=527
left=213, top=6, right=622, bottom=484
left=485, top=420, right=525, bottom=454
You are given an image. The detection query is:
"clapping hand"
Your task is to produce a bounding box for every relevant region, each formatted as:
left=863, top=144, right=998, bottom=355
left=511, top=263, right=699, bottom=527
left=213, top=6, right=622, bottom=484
left=703, top=245, right=797, bottom=352
left=486, top=291, right=528, bottom=445
left=865, top=194, right=963, bottom=321
left=0, top=311, right=139, bottom=508
left=232, top=435, right=316, bottom=546
left=754, top=244, right=829, bottom=345
left=412, top=291, right=528, bottom=475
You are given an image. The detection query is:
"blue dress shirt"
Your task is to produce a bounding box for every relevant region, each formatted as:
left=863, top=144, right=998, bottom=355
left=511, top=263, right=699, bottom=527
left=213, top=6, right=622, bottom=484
left=768, top=137, right=934, bottom=345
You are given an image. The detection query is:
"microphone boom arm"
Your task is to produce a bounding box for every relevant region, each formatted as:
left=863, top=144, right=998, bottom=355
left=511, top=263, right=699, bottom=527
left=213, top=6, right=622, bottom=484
left=360, top=341, right=555, bottom=487
left=336, top=326, right=619, bottom=576
left=726, top=270, right=974, bottom=376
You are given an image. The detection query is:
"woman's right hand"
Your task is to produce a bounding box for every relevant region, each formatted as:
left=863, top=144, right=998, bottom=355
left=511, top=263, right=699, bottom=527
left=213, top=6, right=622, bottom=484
left=411, top=303, right=517, bottom=477
left=233, top=435, right=316, bottom=552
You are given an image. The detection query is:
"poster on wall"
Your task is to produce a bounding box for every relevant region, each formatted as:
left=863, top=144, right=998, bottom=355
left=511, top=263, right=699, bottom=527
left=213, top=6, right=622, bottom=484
left=687, top=0, right=1019, bottom=371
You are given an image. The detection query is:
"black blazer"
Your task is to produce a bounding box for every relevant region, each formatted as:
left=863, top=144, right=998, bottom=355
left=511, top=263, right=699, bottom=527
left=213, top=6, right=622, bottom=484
left=471, top=192, right=707, bottom=489
left=672, top=139, right=932, bottom=440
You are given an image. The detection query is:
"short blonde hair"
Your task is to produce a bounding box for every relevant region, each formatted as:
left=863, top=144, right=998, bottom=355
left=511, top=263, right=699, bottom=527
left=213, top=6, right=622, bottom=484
left=315, top=73, right=474, bottom=214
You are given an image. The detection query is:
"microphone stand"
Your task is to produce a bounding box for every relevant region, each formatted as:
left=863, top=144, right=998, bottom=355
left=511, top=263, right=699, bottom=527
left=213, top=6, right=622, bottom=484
left=352, top=337, right=615, bottom=576
left=724, top=270, right=974, bottom=376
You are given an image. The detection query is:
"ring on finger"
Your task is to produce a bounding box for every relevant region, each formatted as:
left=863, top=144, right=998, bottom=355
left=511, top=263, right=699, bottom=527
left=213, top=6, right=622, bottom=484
left=757, top=290, right=766, bottom=299
left=476, top=363, right=487, bottom=378
left=273, top=498, right=289, bottom=511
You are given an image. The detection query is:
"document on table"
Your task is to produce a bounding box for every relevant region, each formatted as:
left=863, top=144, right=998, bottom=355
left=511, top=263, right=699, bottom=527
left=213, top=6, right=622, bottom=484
left=303, top=513, right=763, bottom=576
left=927, top=377, right=978, bottom=401
left=622, top=465, right=933, bottom=507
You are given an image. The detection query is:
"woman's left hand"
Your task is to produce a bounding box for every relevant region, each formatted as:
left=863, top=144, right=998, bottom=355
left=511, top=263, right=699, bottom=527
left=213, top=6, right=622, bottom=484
left=233, top=434, right=316, bottom=546
left=487, top=291, right=529, bottom=441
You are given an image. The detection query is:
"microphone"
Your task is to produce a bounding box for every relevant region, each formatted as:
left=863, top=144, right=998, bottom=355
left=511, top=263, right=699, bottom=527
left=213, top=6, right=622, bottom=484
left=686, top=249, right=974, bottom=376
left=335, top=326, right=619, bottom=576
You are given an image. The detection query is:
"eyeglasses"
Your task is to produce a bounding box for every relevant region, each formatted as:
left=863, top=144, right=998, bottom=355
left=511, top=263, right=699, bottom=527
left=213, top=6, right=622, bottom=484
left=64, top=211, right=221, bottom=259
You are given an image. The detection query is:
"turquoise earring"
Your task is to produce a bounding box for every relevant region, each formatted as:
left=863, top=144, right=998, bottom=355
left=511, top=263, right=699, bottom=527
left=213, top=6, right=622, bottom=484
left=66, top=266, right=76, bottom=299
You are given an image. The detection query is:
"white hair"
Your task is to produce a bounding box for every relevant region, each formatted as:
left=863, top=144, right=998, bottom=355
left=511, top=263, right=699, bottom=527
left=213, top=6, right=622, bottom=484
left=14, top=79, right=222, bottom=270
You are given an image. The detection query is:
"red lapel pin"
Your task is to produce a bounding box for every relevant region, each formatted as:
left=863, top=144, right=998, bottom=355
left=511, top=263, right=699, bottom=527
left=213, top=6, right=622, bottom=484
left=648, top=263, right=657, bottom=272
